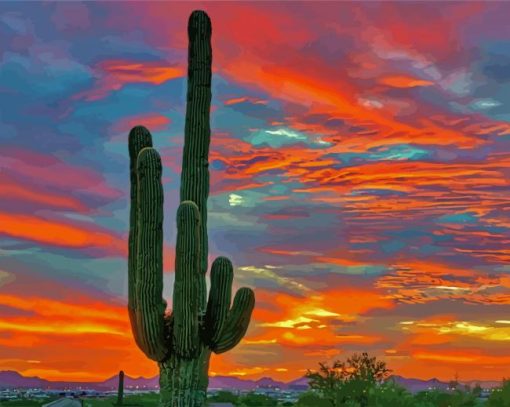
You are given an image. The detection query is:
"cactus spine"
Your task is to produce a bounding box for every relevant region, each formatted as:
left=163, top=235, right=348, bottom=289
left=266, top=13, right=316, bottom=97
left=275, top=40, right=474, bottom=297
left=117, top=370, right=124, bottom=406
left=127, top=10, right=255, bottom=407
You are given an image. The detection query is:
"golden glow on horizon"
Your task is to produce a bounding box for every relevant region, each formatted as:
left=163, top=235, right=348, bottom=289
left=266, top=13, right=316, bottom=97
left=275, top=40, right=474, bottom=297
left=0, top=321, right=127, bottom=336
left=21, top=368, right=105, bottom=381
left=304, top=308, right=341, bottom=317
left=260, top=316, right=318, bottom=329
left=402, top=319, right=510, bottom=342
left=413, top=352, right=476, bottom=363
left=244, top=338, right=278, bottom=345
left=227, top=366, right=268, bottom=377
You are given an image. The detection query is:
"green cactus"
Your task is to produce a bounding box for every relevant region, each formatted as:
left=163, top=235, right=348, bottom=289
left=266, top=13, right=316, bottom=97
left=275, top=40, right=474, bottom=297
left=127, top=10, right=255, bottom=407
left=117, top=370, right=124, bottom=406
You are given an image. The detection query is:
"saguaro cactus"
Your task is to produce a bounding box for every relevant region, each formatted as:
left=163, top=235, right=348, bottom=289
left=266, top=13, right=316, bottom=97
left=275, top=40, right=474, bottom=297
left=117, top=370, right=124, bottom=406
left=127, top=10, right=255, bottom=407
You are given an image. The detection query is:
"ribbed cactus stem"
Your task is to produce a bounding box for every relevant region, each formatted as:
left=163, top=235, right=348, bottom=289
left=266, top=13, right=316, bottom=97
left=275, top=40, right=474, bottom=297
left=127, top=10, right=255, bottom=407
left=173, top=201, right=201, bottom=358
left=128, top=126, right=153, bottom=353
left=181, top=9, right=212, bottom=313
left=135, top=147, right=168, bottom=362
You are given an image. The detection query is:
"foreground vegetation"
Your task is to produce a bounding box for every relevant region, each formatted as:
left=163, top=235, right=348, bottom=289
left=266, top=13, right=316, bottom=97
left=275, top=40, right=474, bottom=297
left=207, top=384, right=510, bottom=407
left=2, top=384, right=509, bottom=407
left=300, top=352, right=509, bottom=406
left=207, top=352, right=510, bottom=406
left=3, top=353, right=510, bottom=406
left=207, top=384, right=510, bottom=406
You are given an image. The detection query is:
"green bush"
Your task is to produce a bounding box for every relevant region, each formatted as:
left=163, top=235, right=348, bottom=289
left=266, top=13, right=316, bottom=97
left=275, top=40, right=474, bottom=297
left=487, top=380, right=510, bottom=406
left=306, top=352, right=391, bottom=406
left=413, top=389, right=478, bottom=407
left=238, top=392, right=277, bottom=407
left=208, top=390, right=239, bottom=404
left=366, top=381, right=415, bottom=407
left=295, top=391, right=334, bottom=406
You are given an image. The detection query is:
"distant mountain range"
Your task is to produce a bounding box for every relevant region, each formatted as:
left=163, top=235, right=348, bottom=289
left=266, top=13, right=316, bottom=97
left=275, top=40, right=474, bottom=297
left=0, top=370, right=502, bottom=393
left=389, top=376, right=492, bottom=393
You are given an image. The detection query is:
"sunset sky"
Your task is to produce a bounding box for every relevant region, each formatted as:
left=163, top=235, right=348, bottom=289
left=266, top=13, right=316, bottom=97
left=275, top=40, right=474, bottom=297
left=0, top=1, right=509, bottom=384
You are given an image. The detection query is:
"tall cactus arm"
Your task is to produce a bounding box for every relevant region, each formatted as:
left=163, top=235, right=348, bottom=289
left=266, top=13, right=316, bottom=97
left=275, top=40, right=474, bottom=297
left=173, top=201, right=201, bottom=358
left=128, top=126, right=153, bottom=353
left=181, top=10, right=212, bottom=314
left=213, top=287, right=255, bottom=354
left=133, top=146, right=168, bottom=362
left=204, top=256, right=234, bottom=347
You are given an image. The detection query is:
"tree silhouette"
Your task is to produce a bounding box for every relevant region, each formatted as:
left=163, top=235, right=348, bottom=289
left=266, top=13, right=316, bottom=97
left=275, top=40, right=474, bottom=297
left=306, top=352, right=391, bottom=406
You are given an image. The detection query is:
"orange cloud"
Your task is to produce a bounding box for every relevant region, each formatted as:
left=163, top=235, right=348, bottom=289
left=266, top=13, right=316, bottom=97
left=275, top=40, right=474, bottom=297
left=100, top=60, right=183, bottom=85
left=221, top=60, right=480, bottom=151
left=2, top=147, right=122, bottom=201
left=246, top=287, right=390, bottom=358
left=223, top=96, right=268, bottom=106
left=74, top=60, right=184, bottom=101
left=376, top=260, right=508, bottom=304
left=111, top=113, right=171, bottom=136
left=412, top=350, right=510, bottom=365
left=0, top=212, right=125, bottom=255
left=0, top=294, right=125, bottom=323
left=0, top=174, right=88, bottom=213
left=320, top=287, right=395, bottom=316
left=378, top=75, right=434, bottom=88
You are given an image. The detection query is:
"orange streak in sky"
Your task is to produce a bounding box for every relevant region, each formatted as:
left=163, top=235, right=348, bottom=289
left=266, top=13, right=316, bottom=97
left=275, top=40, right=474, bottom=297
left=113, top=113, right=171, bottom=134
left=0, top=212, right=125, bottom=253
left=100, top=60, right=184, bottom=85
left=378, top=75, right=434, bottom=88
left=222, top=60, right=480, bottom=149
left=0, top=294, right=125, bottom=322
left=0, top=320, right=127, bottom=336
left=320, top=287, right=395, bottom=316
left=74, top=60, right=184, bottom=101
left=0, top=177, right=88, bottom=213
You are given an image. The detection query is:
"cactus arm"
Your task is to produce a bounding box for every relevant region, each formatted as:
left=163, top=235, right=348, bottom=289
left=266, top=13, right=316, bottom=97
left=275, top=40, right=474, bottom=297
left=128, top=126, right=153, bottom=352
left=134, top=147, right=168, bottom=361
left=181, top=10, right=212, bottom=314
left=204, top=256, right=234, bottom=347
left=212, top=287, right=255, bottom=354
left=173, top=201, right=201, bottom=358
